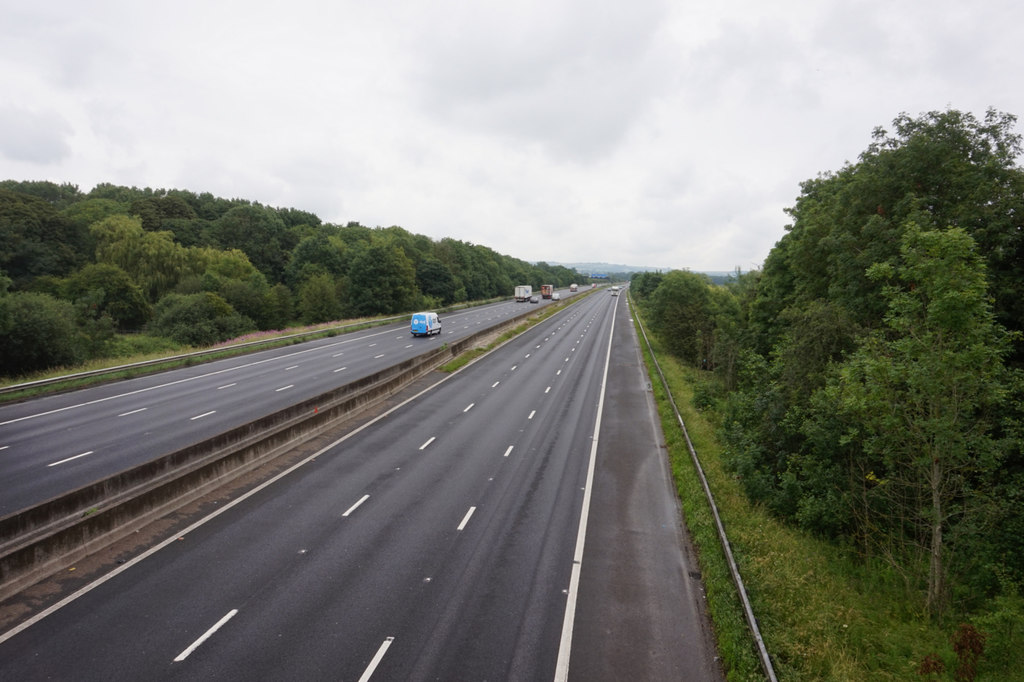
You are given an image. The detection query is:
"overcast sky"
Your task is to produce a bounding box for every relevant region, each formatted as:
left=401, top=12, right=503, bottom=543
left=2, top=1, right=1022, bottom=272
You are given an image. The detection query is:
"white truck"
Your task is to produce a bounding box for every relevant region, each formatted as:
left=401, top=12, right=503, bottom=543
left=569, top=283, right=578, bottom=292
left=515, top=285, right=532, bottom=302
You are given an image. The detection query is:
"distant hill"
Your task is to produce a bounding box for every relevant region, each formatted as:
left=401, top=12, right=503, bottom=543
left=552, top=262, right=741, bottom=284
left=551, top=262, right=665, bottom=275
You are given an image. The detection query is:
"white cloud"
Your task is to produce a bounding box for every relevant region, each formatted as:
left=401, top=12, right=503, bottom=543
left=2, top=0, right=1023, bottom=271
left=0, top=107, right=74, bottom=164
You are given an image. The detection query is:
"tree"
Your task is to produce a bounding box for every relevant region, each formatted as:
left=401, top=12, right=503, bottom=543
left=645, top=270, right=714, bottom=365
left=347, top=239, right=417, bottom=315
left=415, top=257, right=458, bottom=305
left=264, top=283, right=293, bottom=330
left=630, top=271, right=664, bottom=300
left=728, top=108, right=1024, bottom=560
left=285, top=234, right=346, bottom=289
left=61, top=263, right=151, bottom=331
left=148, top=292, right=254, bottom=346
left=297, top=273, right=342, bottom=324
left=130, top=195, right=197, bottom=232
left=834, top=225, right=1013, bottom=615
left=0, top=291, right=81, bottom=376
left=0, top=189, right=89, bottom=288
left=210, top=205, right=292, bottom=283
left=91, top=215, right=190, bottom=301
left=0, top=180, right=83, bottom=209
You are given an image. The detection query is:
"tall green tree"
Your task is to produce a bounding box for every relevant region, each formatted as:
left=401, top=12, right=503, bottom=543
left=645, top=270, right=714, bottom=365
left=210, top=205, right=292, bottom=283
left=0, top=290, right=82, bottom=376
left=297, top=273, right=342, bottom=324
left=1, top=189, right=89, bottom=288
left=415, top=257, right=458, bottom=305
left=61, top=263, right=151, bottom=331
left=347, top=239, right=417, bottom=315
left=833, top=225, right=1013, bottom=615
left=91, top=215, right=188, bottom=301
left=285, top=234, right=346, bottom=289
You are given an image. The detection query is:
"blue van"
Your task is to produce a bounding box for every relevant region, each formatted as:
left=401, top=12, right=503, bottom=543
left=410, top=311, right=442, bottom=336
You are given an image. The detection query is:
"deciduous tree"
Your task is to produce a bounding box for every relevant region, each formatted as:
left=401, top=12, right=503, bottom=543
left=834, top=225, right=1013, bottom=615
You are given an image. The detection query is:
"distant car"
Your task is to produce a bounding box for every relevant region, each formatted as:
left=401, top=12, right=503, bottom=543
left=530, top=295, right=539, bottom=303
left=552, top=292, right=561, bottom=301
left=410, top=311, right=442, bottom=336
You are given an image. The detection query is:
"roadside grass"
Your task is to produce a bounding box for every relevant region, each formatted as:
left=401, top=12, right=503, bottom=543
left=635, top=321, right=1022, bottom=681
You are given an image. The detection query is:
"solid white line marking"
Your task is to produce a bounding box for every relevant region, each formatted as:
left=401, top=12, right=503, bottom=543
left=503, top=445, right=513, bottom=458
left=216, top=383, right=236, bottom=390
left=419, top=436, right=435, bottom=450
left=554, top=282, right=618, bottom=681
left=457, top=506, right=476, bottom=531
left=47, top=451, right=93, bottom=467
left=528, top=410, right=536, bottom=420
left=190, top=411, right=216, bottom=421
left=174, top=609, right=238, bottom=662
left=463, top=403, right=474, bottom=413
left=333, top=367, right=347, bottom=373
left=118, top=408, right=147, bottom=417
left=276, top=385, right=294, bottom=392
left=358, top=637, right=395, bottom=682
left=343, top=494, right=370, bottom=517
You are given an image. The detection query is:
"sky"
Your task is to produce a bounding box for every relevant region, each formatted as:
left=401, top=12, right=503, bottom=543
left=2, top=0, right=1023, bottom=272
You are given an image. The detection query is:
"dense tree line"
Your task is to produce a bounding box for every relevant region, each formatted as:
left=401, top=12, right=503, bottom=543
left=633, top=109, right=1024, bottom=617
left=0, top=182, right=585, bottom=377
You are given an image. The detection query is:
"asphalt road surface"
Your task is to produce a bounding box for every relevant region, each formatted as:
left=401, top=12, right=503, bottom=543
left=0, top=295, right=560, bottom=515
left=0, top=289, right=722, bottom=680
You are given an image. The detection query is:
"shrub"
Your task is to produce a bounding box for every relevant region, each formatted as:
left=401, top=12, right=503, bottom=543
left=149, top=292, right=254, bottom=346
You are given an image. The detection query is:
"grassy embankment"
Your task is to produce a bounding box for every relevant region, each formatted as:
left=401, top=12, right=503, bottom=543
left=633, top=313, right=1023, bottom=681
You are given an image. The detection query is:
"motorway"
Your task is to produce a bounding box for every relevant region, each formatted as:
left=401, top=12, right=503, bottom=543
left=0, top=297, right=553, bottom=516
left=0, top=288, right=722, bottom=680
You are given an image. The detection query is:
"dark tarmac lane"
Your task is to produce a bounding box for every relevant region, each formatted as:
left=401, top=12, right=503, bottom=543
left=0, top=291, right=723, bottom=681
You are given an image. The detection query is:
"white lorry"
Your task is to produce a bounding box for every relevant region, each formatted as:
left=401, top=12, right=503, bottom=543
left=515, top=285, right=532, bottom=302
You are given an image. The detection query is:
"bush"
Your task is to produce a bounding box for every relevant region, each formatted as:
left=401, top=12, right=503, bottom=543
left=0, top=291, right=82, bottom=376
left=149, top=292, right=254, bottom=346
